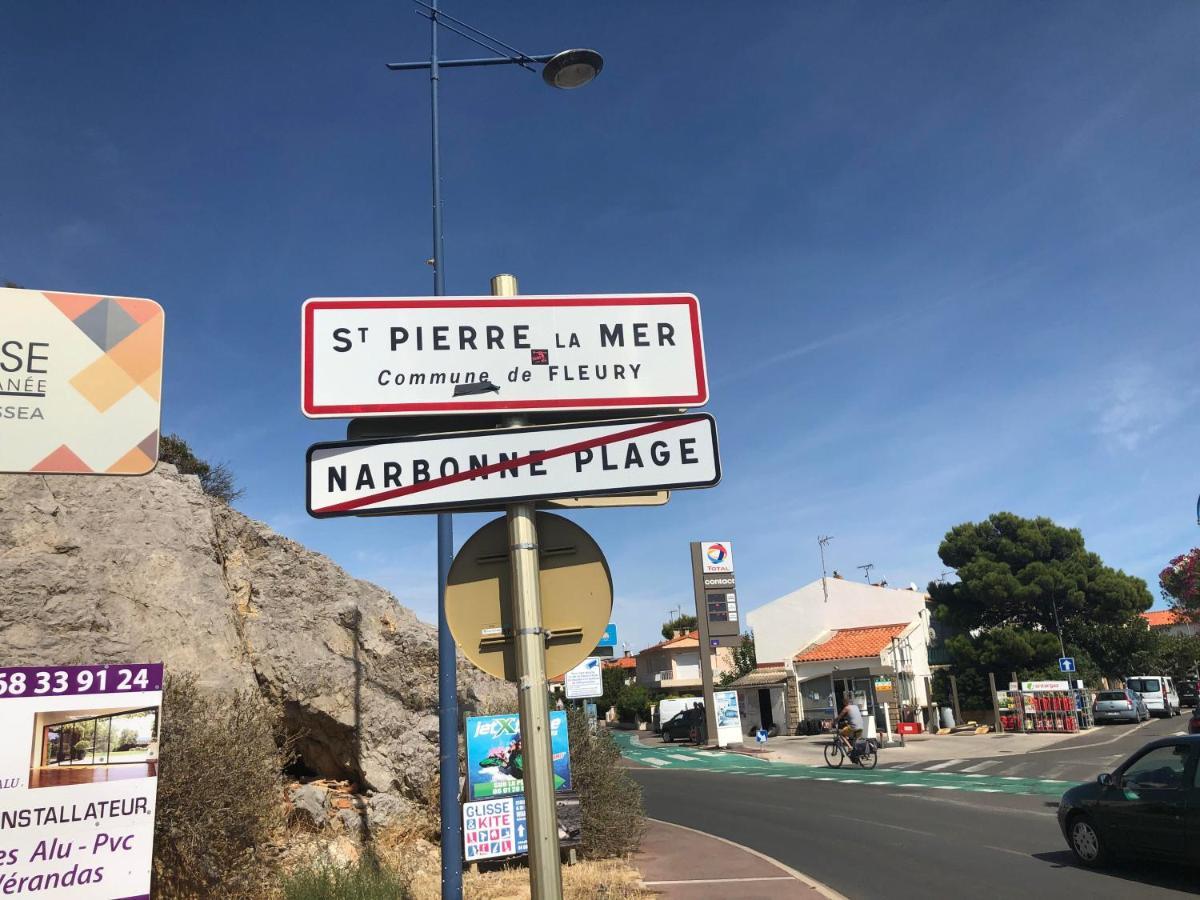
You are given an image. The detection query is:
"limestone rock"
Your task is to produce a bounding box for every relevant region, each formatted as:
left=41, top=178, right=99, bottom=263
left=0, top=465, right=509, bottom=800
left=290, top=783, right=330, bottom=829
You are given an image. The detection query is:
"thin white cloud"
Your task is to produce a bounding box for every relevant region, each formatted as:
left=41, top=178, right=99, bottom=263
left=1094, top=364, right=1196, bottom=451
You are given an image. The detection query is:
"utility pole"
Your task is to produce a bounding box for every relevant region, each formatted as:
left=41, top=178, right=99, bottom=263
left=493, top=274, right=562, bottom=900
left=857, top=563, right=874, bottom=584
left=818, top=535, right=833, bottom=603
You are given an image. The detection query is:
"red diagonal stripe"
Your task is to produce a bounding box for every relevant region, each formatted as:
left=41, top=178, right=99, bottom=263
left=314, top=417, right=704, bottom=514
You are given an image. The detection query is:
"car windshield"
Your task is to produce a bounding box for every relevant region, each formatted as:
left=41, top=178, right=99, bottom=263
left=1127, top=678, right=1161, bottom=693
left=1096, top=691, right=1127, bottom=701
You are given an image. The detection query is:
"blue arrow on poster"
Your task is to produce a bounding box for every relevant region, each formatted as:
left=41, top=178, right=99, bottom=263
left=598, top=624, right=618, bottom=647
left=1058, top=657, right=1076, bottom=673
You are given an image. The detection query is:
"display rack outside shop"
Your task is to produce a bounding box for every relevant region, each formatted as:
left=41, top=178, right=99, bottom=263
left=997, top=680, right=1094, bottom=734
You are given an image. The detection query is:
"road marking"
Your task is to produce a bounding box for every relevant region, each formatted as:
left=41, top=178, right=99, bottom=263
left=644, top=758, right=669, bottom=767
left=962, top=760, right=1000, bottom=773
left=932, top=785, right=960, bottom=790
left=921, top=759, right=965, bottom=771
left=965, top=774, right=986, bottom=778
left=646, top=818, right=850, bottom=900
left=898, top=783, right=926, bottom=787
left=830, top=814, right=936, bottom=837
left=644, top=877, right=797, bottom=885
left=972, top=788, right=1002, bottom=793
left=1024, top=716, right=1156, bottom=753
left=985, top=845, right=1032, bottom=859
left=1002, top=776, right=1022, bottom=780
left=666, top=753, right=695, bottom=762
left=888, top=793, right=1058, bottom=817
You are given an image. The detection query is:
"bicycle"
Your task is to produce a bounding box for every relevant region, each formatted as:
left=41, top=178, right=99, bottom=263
left=823, top=728, right=877, bottom=769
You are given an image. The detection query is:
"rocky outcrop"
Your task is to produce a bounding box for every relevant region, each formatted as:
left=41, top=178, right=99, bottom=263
left=0, top=465, right=511, bottom=797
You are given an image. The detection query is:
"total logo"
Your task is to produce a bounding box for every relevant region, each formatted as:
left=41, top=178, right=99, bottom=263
left=700, top=540, right=734, bottom=574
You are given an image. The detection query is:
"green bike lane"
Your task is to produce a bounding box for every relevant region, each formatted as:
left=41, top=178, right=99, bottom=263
left=613, top=731, right=1073, bottom=798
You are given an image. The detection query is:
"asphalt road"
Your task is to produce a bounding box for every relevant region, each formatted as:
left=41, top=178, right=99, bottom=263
left=631, top=765, right=1199, bottom=899
left=878, top=713, right=1191, bottom=782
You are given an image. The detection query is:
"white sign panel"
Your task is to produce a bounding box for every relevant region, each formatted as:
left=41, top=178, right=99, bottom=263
left=564, top=658, right=604, bottom=700
left=0, top=288, right=164, bottom=475
left=714, top=690, right=742, bottom=748
left=700, top=541, right=734, bottom=574
left=462, top=797, right=522, bottom=862
left=0, top=663, right=163, bottom=899
left=307, top=413, right=720, bottom=517
left=301, top=294, right=708, bottom=417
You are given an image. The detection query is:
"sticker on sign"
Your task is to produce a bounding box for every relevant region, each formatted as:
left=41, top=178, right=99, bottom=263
left=307, top=413, right=720, bottom=517
left=301, top=294, right=707, bottom=417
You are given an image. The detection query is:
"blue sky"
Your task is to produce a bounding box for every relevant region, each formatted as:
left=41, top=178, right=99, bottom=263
left=3, top=2, right=1199, bottom=656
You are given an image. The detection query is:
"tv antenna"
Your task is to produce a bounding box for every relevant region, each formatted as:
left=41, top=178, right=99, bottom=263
left=857, top=563, right=875, bottom=584
left=818, top=536, right=833, bottom=602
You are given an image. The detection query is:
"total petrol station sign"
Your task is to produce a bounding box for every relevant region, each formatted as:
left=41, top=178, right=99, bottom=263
left=300, top=294, right=707, bottom=417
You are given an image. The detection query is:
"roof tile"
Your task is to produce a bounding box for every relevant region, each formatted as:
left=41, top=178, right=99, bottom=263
left=793, top=623, right=909, bottom=663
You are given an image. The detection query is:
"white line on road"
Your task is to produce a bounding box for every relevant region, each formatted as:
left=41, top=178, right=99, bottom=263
left=898, top=783, right=926, bottom=787
left=666, top=753, right=695, bottom=762
left=962, top=760, right=1000, bottom=773
left=830, top=814, right=936, bottom=837
left=888, top=793, right=1058, bottom=817
left=985, top=844, right=1033, bottom=859
left=1024, top=716, right=1156, bottom=753
left=644, top=877, right=797, bottom=886
left=921, top=759, right=965, bottom=771
left=644, top=758, right=669, bottom=767
left=932, top=785, right=960, bottom=790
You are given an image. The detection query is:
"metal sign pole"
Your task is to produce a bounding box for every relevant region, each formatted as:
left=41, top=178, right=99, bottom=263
left=494, top=273, right=563, bottom=900
left=690, top=543, right=720, bottom=747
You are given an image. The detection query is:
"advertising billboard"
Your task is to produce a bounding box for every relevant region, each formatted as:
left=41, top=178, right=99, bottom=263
left=465, top=712, right=571, bottom=801
left=0, top=663, right=163, bottom=898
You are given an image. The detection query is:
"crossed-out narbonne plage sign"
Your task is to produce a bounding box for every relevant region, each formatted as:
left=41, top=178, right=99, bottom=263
left=0, top=288, right=164, bottom=475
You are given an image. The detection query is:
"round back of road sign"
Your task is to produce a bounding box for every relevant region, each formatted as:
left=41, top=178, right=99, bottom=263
left=446, top=512, right=613, bottom=681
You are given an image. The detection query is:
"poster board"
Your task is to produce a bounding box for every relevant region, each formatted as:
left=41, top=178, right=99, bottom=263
left=464, top=712, right=571, bottom=801
left=713, top=690, right=742, bottom=748
left=0, top=663, right=163, bottom=898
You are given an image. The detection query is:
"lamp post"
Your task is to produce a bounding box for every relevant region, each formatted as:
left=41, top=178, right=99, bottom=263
left=387, top=6, right=602, bottom=899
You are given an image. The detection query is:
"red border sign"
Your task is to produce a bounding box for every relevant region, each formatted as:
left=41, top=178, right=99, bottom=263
left=301, top=295, right=707, bottom=417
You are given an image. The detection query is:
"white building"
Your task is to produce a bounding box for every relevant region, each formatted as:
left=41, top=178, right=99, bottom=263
left=731, top=577, right=934, bottom=735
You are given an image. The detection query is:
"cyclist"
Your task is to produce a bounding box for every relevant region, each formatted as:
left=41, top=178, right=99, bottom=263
left=838, top=694, right=865, bottom=758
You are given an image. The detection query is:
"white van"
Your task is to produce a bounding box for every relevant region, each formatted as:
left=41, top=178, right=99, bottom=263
left=653, top=696, right=703, bottom=733
left=1125, top=675, right=1181, bottom=717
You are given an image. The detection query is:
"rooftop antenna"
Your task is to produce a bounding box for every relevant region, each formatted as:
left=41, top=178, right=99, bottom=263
left=857, top=563, right=875, bottom=584
left=818, top=536, right=833, bottom=602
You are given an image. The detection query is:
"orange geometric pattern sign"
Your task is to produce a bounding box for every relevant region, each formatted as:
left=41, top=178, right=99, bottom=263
left=1, top=288, right=164, bottom=475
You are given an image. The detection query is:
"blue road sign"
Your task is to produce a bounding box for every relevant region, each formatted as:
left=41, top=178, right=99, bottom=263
left=598, top=624, right=618, bottom=647
left=1059, top=657, right=1076, bottom=673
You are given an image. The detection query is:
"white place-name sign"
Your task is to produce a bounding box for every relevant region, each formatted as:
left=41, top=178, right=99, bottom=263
left=306, top=414, right=720, bottom=517
left=301, top=294, right=707, bottom=417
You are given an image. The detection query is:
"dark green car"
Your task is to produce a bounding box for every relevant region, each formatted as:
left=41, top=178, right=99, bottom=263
left=1058, top=735, right=1200, bottom=868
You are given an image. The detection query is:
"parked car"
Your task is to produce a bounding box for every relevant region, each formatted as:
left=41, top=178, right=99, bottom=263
left=1178, top=680, right=1198, bottom=709
left=1125, top=675, right=1181, bottom=717
left=653, top=696, right=703, bottom=734
left=1092, top=689, right=1149, bottom=724
left=1058, top=734, right=1200, bottom=868
left=661, top=707, right=705, bottom=743
left=1189, top=710, right=1200, bottom=735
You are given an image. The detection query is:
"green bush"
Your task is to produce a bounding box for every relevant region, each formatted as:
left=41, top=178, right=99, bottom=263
left=615, top=683, right=651, bottom=723
left=152, top=673, right=292, bottom=899
left=281, top=856, right=410, bottom=900
left=567, top=707, right=646, bottom=859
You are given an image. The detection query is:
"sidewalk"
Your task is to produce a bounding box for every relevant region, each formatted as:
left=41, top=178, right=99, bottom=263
left=634, top=818, right=842, bottom=899
left=763, top=727, right=1082, bottom=766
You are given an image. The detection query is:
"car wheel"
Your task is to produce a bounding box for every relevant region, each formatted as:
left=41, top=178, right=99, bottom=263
left=663, top=730, right=674, bottom=743
left=1068, top=814, right=1110, bottom=868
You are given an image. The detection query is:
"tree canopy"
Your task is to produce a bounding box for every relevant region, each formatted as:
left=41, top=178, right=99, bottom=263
left=660, top=613, right=697, bottom=641
left=930, top=512, right=1152, bottom=633
left=718, top=633, right=757, bottom=687
left=1160, top=548, right=1200, bottom=619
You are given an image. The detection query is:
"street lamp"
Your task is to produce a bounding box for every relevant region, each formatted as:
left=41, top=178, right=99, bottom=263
left=387, top=5, right=602, bottom=900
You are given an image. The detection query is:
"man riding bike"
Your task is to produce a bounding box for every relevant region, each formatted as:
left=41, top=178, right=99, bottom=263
left=838, top=694, right=865, bottom=759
